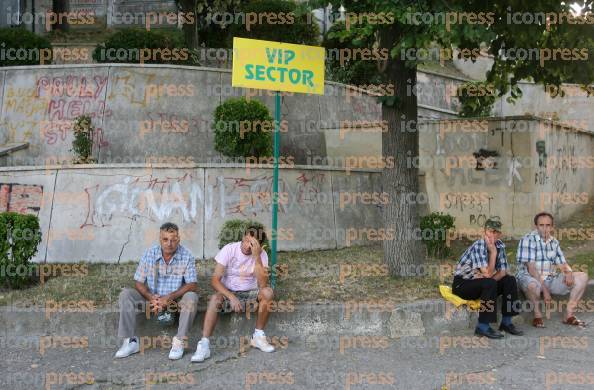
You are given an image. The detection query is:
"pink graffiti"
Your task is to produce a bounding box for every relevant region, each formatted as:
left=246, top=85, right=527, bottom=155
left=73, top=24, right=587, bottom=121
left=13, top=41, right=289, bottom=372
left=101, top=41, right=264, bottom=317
left=36, top=75, right=108, bottom=99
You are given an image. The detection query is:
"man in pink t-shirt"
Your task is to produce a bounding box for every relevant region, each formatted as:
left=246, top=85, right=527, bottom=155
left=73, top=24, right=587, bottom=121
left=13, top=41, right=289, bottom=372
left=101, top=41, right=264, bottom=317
left=191, top=224, right=275, bottom=362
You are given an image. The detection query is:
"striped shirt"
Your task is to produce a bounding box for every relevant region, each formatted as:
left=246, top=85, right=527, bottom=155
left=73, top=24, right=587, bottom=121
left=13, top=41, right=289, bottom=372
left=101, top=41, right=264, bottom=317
left=454, top=239, right=509, bottom=280
left=134, top=244, right=197, bottom=296
left=516, top=230, right=566, bottom=280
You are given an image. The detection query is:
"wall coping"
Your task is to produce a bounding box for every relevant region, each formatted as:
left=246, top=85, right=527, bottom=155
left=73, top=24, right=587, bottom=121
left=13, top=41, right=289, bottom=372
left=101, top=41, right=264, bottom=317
left=421, top=114, right=594, bottom=135
left=0, top=63, right=475, bottom=97
left=0, top=63, right=382, bottom=98
left=1, top=63, right=591, bottom=99
left=0, top=164, right=428, bottom=176
left=0, top=163, right=383, bottom=173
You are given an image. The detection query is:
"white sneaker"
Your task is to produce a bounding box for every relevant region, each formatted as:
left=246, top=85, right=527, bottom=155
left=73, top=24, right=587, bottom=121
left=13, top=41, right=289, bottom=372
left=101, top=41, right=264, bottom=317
left=250, top=335, right=275, bottom=352
left=168, top=336, right=185, bottom=360
left=115, top=338, right=139, bottom=358
left=191, top=339, right=211, bottom=362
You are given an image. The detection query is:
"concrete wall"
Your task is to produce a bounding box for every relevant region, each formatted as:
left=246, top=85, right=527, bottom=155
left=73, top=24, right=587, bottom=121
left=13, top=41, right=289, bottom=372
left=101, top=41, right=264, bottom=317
left=1, top=0, right=53, bottom=32
left=419, top=116, right=594, bottom=237
left=0, top=0, right=177, bottom=31
left=452, top=52, right=594, bottom=134
left=0, top=0, right=20, bottom=29
left=494, top=82, right=593, bottom=133
left=3, top=116, right=590, bottom=263
left=0, top=64, right=384, bottom=167
left=0, top=64, right=474, bottom=169
left=0, top=164, right=382, bottom=263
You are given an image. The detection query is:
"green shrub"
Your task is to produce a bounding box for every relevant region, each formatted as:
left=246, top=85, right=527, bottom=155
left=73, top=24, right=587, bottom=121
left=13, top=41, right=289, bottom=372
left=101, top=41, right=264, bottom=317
left=218, top=219, right=269, bottom=253
left=0, top=212, right=42, bottom=289
left=420, top=212, right=455, bottom=259
left=0, top=28, right=52, bottom=67
left=93, top=28, right=191, bottom=64
left=229, top=0, right=319, bottom=45
left=213, top=97, right=273, bottom=158
left=71, top=115, right=96, bottom=164
left=458, top=81, right=497, bottom=117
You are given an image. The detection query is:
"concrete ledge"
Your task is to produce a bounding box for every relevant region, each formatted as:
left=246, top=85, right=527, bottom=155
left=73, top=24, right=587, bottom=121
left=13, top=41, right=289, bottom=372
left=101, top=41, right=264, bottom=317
left=0, top=300, right=475, bottom=343
left=3, top=289, right=594, bottom=348
left=0, top=162, right=383, bottom=173
left=0, top=142, right=29, bottom=157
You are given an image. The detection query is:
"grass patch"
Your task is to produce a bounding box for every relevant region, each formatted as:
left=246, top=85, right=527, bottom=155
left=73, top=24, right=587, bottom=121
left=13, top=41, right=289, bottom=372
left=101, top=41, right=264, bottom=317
left=0, top=263, right=134, bottom=307
left=568, top=252, right=594, bottom=277
left=556, top=200, right=594, bottom=255
left=3, top=198, right=592, bottom=308
left=272, top=244, right=454, bottom=303
left=0, top=245, right=457, bottom=307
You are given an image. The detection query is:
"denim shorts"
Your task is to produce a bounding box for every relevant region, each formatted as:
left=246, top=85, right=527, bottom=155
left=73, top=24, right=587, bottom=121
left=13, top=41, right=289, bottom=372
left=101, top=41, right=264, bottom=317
left=221, top=289, right=260, bottom=313
left=516, top=272, right=572, bottom=295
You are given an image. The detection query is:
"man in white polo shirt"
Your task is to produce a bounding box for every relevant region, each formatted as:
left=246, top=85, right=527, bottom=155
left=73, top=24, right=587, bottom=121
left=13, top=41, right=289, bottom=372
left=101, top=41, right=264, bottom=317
left=191, top=224, right=275, bottom=362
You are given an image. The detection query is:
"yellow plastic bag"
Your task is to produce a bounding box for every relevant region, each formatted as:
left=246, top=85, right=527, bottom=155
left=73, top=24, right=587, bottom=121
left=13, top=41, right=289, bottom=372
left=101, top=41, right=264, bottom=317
left=439, top=285, right=481, bottom=311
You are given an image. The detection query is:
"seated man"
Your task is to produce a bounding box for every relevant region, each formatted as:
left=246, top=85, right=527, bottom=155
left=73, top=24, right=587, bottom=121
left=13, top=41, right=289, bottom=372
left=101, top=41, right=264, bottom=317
left=452, top=217, right=524, bottom=339
left=516, top=211, right=589, bottom=328
left=115, top=222, right=198, bottom=360
left=191, top=224, right=275, bottom=362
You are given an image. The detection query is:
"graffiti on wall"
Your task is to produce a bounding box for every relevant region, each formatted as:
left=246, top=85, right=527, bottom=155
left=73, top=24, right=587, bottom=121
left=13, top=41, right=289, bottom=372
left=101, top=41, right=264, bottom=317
left=3, top=74, right=112, bottom=147
left=0, top=183, right=43, bottom=216
left=80, top=172, right=327, bottom=228
left=82, top=174, right=206, bottom=227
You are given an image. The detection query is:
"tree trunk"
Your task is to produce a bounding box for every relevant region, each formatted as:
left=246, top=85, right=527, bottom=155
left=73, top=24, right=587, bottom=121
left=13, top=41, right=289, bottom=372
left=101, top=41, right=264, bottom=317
left=52, top=0, right=69, bottom=31
left=380, top=31, right=424, bottom=276
left=178, top=0, right=199, bottom=49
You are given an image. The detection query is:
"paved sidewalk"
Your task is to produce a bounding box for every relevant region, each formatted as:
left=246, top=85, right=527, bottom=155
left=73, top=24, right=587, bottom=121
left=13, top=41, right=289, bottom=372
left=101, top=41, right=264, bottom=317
left=2, top=311, right=593, bottom=389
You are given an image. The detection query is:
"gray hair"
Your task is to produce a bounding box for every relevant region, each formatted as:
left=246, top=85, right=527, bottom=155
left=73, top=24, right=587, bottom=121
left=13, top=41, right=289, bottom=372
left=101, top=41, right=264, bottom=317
left=160, top=222, right=179, bottom=233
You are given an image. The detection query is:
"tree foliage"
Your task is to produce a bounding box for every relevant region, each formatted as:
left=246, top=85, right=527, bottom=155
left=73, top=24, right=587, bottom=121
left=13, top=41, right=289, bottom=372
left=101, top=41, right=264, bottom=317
left=228, top=0, right=320, bottom=45
left=323, top=21, right=384, bottom=85
left=321, top=0, right=594, bottom=275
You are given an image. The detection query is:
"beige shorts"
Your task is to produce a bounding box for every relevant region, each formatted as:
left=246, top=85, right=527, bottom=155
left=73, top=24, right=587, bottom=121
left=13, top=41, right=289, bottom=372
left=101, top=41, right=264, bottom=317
left=517, top=273, right=572, bottom=296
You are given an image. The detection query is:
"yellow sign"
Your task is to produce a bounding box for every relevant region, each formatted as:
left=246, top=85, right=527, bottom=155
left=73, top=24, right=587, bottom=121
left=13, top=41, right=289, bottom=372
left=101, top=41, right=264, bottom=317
left=232, top=37, right=325, bottom=95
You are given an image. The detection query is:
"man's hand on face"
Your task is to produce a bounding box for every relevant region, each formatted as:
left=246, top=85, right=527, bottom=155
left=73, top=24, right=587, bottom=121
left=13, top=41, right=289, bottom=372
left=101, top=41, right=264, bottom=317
left=229, top=294, right=243, bottom=313
left=484, top=233, right=497, bottom=252
left=248, top=236, right=262, bottom=258
left=564, top=272, right=575, bottom=287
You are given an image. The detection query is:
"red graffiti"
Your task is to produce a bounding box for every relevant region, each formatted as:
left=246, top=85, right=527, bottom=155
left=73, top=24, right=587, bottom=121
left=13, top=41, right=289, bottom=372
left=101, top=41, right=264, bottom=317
left=36, top=75, right=108, bottom=99
left=0, top=183, right=43, bottom=216
left=47, top=99, right=112, bottom=121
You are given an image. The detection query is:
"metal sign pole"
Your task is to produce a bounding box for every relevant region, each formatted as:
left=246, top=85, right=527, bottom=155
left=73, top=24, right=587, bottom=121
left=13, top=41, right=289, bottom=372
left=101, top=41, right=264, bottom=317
left=271, top=91, right=281, bottom=289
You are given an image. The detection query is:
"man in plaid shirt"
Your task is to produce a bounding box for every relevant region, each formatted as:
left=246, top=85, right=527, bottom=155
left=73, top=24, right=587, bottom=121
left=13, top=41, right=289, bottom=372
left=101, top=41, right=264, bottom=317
left=452, top=217, right=523, bottom=339
left=115, top=222, right=199, bottom=360
left=516, top=212, right=589, bottom=328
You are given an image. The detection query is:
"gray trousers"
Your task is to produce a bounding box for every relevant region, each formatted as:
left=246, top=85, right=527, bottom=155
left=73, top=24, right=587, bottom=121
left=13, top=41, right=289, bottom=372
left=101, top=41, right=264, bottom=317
left=117, top=288, right=198, bottom=339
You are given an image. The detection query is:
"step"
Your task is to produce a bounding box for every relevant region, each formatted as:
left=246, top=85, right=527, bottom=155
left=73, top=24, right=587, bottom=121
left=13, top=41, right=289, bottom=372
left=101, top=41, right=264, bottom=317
left=0, top=142, right=28, bottom=157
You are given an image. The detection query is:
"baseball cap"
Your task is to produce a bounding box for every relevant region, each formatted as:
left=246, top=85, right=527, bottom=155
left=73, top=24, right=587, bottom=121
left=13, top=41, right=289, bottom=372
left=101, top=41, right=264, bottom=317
left=484, top=216, right=502, bottom=232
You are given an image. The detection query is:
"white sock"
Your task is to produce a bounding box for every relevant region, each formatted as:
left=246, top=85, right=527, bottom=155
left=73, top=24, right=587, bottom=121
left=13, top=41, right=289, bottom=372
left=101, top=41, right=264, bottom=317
left=200, top=337, right=210, bottom=346
left=253, top=328, right=265, bottom=337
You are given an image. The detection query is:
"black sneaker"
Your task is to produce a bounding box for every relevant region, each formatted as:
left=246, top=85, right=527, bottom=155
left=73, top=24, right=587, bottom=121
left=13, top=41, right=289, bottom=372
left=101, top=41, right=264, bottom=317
left=499, top=323, right=524, bottom=336
left=474, top=326, right=504, bottom=339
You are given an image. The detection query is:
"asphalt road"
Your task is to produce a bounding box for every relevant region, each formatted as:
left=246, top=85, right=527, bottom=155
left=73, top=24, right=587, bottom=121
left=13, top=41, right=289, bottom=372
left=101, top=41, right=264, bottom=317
left=2, top=311, right=593, bottom=390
